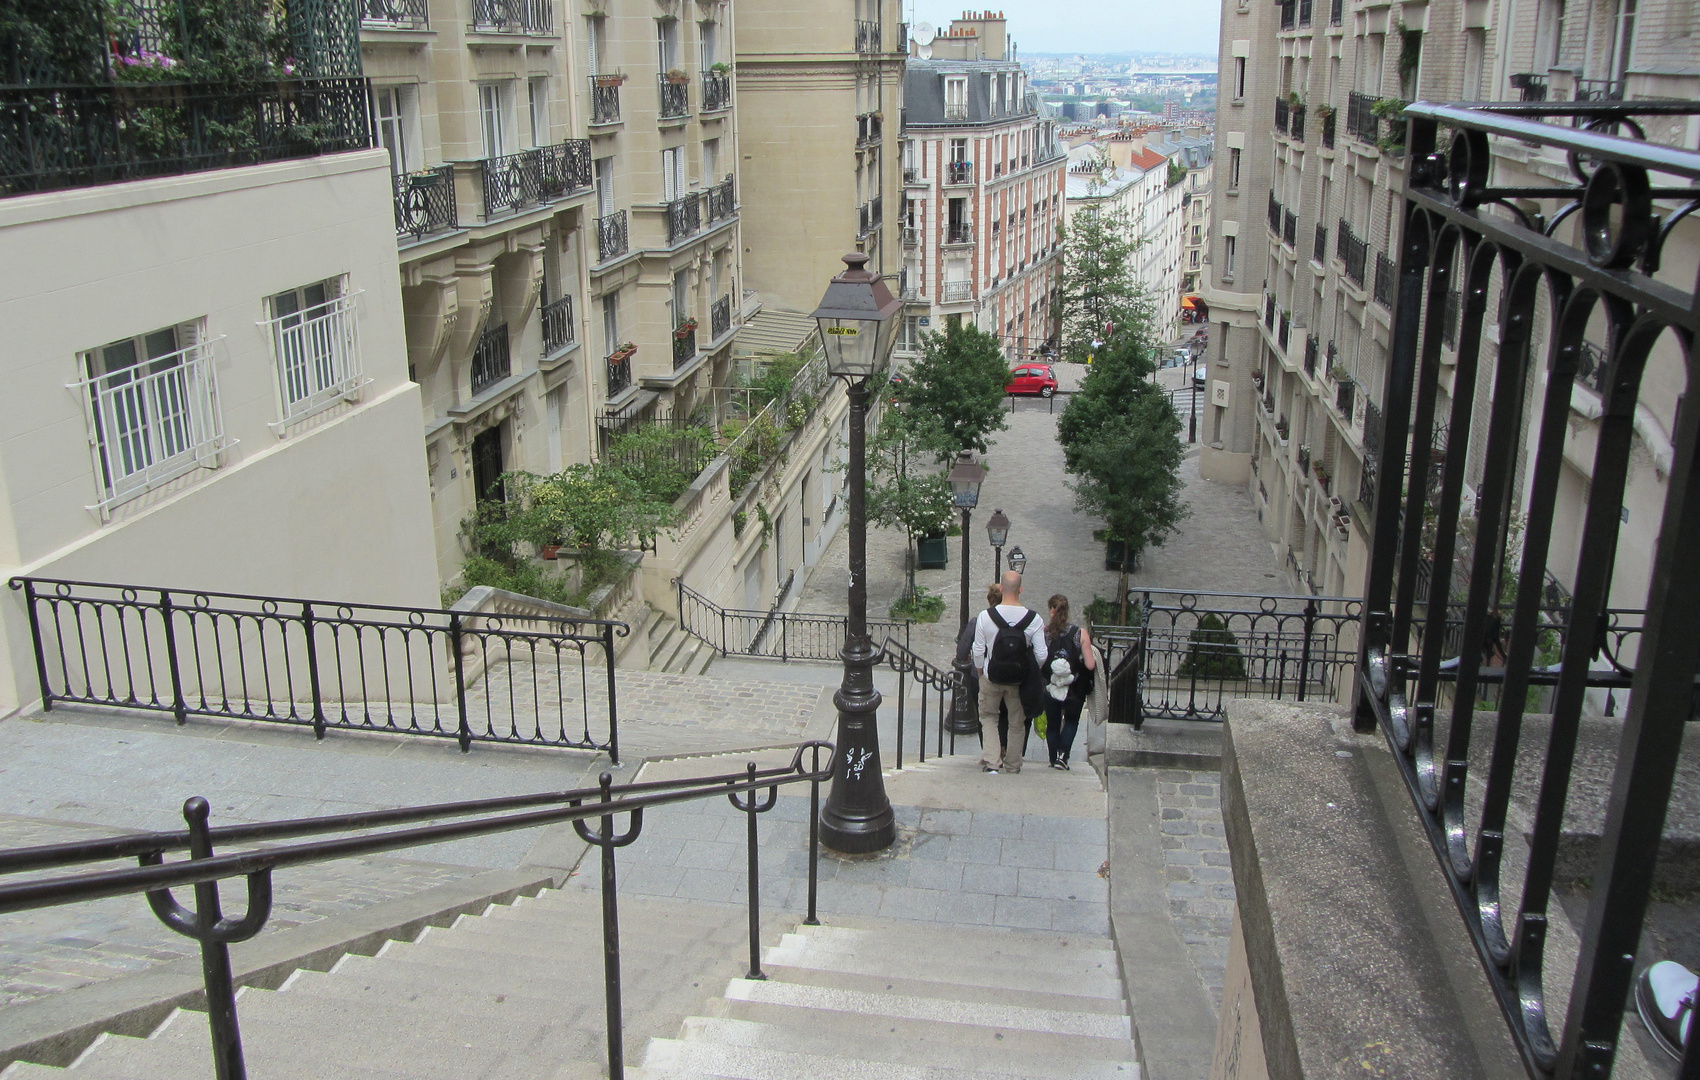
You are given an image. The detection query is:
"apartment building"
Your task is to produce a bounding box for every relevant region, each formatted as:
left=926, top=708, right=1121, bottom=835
left=898, top=13, right=1067, bottom=359
left=362, top=0, right=745, bottom=584
left=1204, top=0, right=1698, bottom=603
left=1150, top=132, right=1215, bottom=302
left=735, top=0, right=907, bottom=315
left=0, top=1, right=438, bottom=712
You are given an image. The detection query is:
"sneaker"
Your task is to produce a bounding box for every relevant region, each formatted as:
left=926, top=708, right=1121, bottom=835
left=982, top=765, right=999, bottom=774
left=1058, top=760, right=1071, bottom=771
left=1636, top=960, right=1698, bottom=1059
left=1049, top=761, right=1064, bottom=770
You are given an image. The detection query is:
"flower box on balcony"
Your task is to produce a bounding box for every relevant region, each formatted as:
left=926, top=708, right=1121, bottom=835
left=594, top=73, right=626, bottom=87
left=611, top=343, right=636, bottom=361
left=665, top=69, right=690, bottom=84
left=674, top=319, right=698, bottom=339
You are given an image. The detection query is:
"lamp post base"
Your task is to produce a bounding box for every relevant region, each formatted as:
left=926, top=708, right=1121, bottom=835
left=818, top=684, right=896, bottom=854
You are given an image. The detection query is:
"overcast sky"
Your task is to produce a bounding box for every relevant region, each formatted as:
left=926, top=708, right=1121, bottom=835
left=906, top=1, right=1220, bottom=59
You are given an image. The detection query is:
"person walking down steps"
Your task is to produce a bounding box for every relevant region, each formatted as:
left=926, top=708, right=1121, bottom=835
left=971, top=570, right=1048, bottom=774
left=1042, top=594, right=1096, bottom=770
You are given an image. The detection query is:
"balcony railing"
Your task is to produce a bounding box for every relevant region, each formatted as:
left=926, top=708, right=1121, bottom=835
left=1291, top=104, right=1305, bottom=141
left=904, top=167, right=922, bottom=184
left=942, top=280, right=972, bottom=302
left=1334, top=376, right=1354, bottom=424
left=1304, top=334, right=1319, bottom=377
left=265, top=290, right=363, bottom=426
left=1321, top=108, right=1336, bottom=148
left=471, top=323, right=511, bottom=396
left=1337, top=217, right=1367, bottom=286
left=1346, top=90, right=1380, bottom=144
left=899, top=268, right=920, bottom=300
left=666, top=192, right=702, bottom=243
left=3, top=78, right=372, bottom=197
left=1372, top=251, right=1395, bottom=307
left=1283, top=209, right=1297, bottom=248
left=590, top=77, right=622, bottom=124
left=945, top=222, right=973, bottom=245
left=701, top=70, right=732, bottom=112
left=394, top=165, right=458, bottom=242
left=362, top=0, right=429, bottom=29
left=1275, top=97, right=1289, bottom=134
left=712, top=295, right=732, bottom=341
left=855, top=19, right=881, bottom=53
left=471, top=0, right=550, bottom=34
left=902, top=226, right=921, bottom=248
left=1574, top=77, right=1625, bottom=102
left=856, top=112, right=884, bottom=147
left=1264, top=292, right=1277, bottom=329
left=1509, top=73, right=1549, bottom=102
left=1278, top=311, right=1291, bottom=351
left=705, top=175, right=736, bottom=222
left=597, top=210, right=629, bottom=262
left=1267, top=190, right=1282, bottom=234
left=672, top=322, right=697, bottom=369
left=1312, top=222, right=1328, bottom=263
left=947, top=160, right=974, bottom=185
left=480, top=140, right=591, bottom=218
left=607, top=350, right=632, bottom=397
left=659, top=75, right=690, bottom=120
left=542, top=294, right=574, bottom=356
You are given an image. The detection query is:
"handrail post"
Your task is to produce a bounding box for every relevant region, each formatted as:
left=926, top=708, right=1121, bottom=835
left=604, top=622, right=620, bottom=765
left=301, top=601, right=325, bottom=739
left=19, top=579, right=54, bottom=713
left=896, top=659, right=905, bottom=771
left=1298, top=598, right=1317, bottom=702
left=450, top=612, right=471, bottom=753
left=741, top=762, right=766, bottom=980
left=806, top=748, right=822, bottom=926
left=158, top=589, right=188, bottom=726
left=597, top=777, right=625, bottom=1079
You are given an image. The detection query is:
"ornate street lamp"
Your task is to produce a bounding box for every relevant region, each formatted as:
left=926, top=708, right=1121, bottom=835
left=1008, top=546, right=1027, bottom=576
left=947, top=451, right=987, bottom=633
left=811, top=253, right=901, bottom=855
left=986, top=508, right=1010, bottom=580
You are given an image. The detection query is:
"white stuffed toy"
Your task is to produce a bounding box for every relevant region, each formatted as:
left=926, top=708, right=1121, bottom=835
left=1045, top=655, right=1076, bottom=701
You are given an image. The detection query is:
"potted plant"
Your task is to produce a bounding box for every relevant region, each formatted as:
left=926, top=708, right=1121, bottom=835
left=665, top=67, right=690, bottom=84
left=1330, top=362, right=1351, bottom=383
left=674, top=317, right=698, bottom=338
left=594, top=72, right=626, bottom=87
left=611, top=340, right=637, bottom=360
left=710, top=61, right=731, bottom=73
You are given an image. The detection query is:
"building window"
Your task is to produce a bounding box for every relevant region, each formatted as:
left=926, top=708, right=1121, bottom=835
left=265, top=278, right=363, bottom=426
left=657, top=18, right=679, bottom=73
left=528, top=77, right=549, bottom=146
left=602, top=291, right=620, bottom=355
left=586, top=15, right=605, bottom=74
left=662, top=146, right=684, bottom=201
left=1222, top=235, right=1237, bottom=278
left=371, top=85, right=415, bottom=174
left=944, top=76, right=968, bottom=120
left=479, top=82, right=511, bottom=158
left=1611, top=0, right=1637, bottom=81
left=1234, top=57, right=1247, bottom=99
left=78, top=321, right=227, bottom=513
left=700, top=19, right=718, bottom=67
left=595, top=156, right=616, bottom=216
left=1228, top=148, right=1241, bottom=190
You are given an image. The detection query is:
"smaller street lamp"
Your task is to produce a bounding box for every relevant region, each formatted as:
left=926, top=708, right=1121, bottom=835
left=947, top=451, right=987, bottom=633
left=986, top=508, right=1010, bottom=580
left=1008, top=546, right=1027, bottom=576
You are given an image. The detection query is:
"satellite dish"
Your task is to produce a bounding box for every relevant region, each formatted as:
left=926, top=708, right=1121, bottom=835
left=913, top=21, right=936, bottom=45
left=918, top=42, right=933, bottom=59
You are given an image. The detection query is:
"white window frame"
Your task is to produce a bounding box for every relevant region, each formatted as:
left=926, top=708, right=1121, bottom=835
left=72, top=321, right=231, bottom=516
left=371, top=84, right=417, bottom=174
left=261, top=278, right=368, bottom=429
left=527, top=76, right=550, bottom=147
left=479, top=81, right=512, bottom=159
left=662, top=146, right=683, bottom=202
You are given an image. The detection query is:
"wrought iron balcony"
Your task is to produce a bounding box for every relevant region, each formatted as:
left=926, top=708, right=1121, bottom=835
left=1278, top=311, right=1290, bottom=351
left=1442, top=289, right=1460, bottom=349
left=1372, top=251, right=1395, bottom=307
left=590, top=77, right=622, bottom=124
left=903, top=226, right=920, bottom=248
left=947, top=160, right=974, bottom=185
left=1275, top=97, right=1289, bottom=134
left=1304, top=334, right=1319, bottom=376
left=471, top=0, right=550, bottom=33
left=942, top=280, right=973, bottom=302
left=672, top=321, right=697, bottom=369
left=666, top=192, right=701, bottom=243
left=944, top=222, right=973, bottom=245
left=606, top=349, right=632, bottom=397
left=711, top=295, right=732, bottom=340
left=904, top=167, right=922, bottom=185
left=541, top=294, right=574, bottom=355
left=1267, top=190, right=1282, bottom=234
left=1574, top=77, right=1625, bottom=101
left=855, top=19, right=881, bottom=53
left=1283, top=209, right=1298, bottom=248
left=394, top=165, right=458, bottom=242
left=471, top=323, right=511, bottom=396
left=1337, top=217, right=1367, bottom=286
left=3, top=78, right=372, bottom=197
left=856, top=112, right=883, bottom=147
left=701, top=70, right=732, bottom=112
left=597, top=210, right=628, bottom=261
left=1313, top=222, right=1328, bottom=263
left=1346, top=90, right=1380, bottom=144
left=1296, top=444, right=1310, bottom=473
left=1321, top=108, right=1336, bottom=148
left=480, top=140, right=591, bottom=218
left=899, top=269, right=920, bottom=300
left=363, top=0, right=429, bottom=29
left=659, top=75, right=690, bottom=120
left=1575, top=339, right=1610, bottom=394
left=1334, top=376, right=1353, bottom=423
left=1264, top=292, right=1277, bottom=329
left=705, top=176, right=736, bottom=222
left=1508, top=72, right=1549, bottom=102
left=1291, top=104, right=1305, bottom=141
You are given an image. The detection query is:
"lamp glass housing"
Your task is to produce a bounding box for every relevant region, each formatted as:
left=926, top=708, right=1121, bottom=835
left=1008, top=546, right=1027, bottom=574
left=985, top=509, right=1010, bottom=548
left=947, top=452, right=986, bottom=510
left=811, top=253, right=902, bottom=378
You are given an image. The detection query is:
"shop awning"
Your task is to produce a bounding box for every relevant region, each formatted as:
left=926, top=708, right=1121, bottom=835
left=1180, top=295, right=1198, bottom=310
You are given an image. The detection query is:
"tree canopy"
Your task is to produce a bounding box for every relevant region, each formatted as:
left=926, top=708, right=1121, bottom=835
left=1055, top=206, right=1155, bottom=367
left=900, top=321, right=1010, bottom=457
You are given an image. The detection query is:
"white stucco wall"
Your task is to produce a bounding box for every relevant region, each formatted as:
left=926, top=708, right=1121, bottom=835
left=0, top=150, right=437, bottom=714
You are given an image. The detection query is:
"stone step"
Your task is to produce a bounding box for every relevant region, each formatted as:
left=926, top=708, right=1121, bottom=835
left=635, top=1035, right=1133, bottom=1080
left=774, top=925, right=1121, bottom=973
left=756, top=954, right=1126, bottom=1007
left=721, top=979, right=1130, bottom=1041
left=648, top=617, right=680, bottom=666
left=657, top=1016, right=1136, bottom=1079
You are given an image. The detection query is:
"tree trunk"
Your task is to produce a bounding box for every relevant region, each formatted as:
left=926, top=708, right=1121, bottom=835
left=1117, top=567, right=1130, bottom=625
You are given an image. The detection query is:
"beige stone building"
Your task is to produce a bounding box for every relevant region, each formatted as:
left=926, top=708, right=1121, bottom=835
left=735, top=0, right=907, bottom=315
left=897, top=13, right=1066, bottom=359
left=362, top=0, right=745, bottom=586
left=1203, top=0, right=1697, bottom=604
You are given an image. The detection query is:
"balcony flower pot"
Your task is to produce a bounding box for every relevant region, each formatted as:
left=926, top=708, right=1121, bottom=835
left=710, top=62, right=731, bottom=73
left=665, top=69, right=690, bottom=85
left=594, top=73, right=626, bottom=87
left=674, top=318, right=698, bottom=338
left=610, top=343, right=636, bottom=362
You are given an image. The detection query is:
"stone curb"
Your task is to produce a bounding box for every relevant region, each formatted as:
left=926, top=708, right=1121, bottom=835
left=0, top=867, right=556, bottom=1071
left=1105, top=718, right=1224, bottom=771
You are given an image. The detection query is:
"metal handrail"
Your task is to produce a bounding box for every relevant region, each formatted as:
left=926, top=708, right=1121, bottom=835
left=674, top=579, right=911, bottom=664
left=0, top=743, right=835, bottom=1080
left=876, top=636, right=964, bottom=769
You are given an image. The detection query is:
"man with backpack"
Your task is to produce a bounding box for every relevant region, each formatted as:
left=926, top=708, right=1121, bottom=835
left=971, top=570, right=1048, bottom=774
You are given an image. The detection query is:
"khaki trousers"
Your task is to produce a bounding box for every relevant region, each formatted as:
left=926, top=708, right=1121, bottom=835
left=978, top=679, right=1028, bottom=772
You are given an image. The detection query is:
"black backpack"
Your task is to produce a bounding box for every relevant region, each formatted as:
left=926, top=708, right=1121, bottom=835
left=986, top=609, right=1036, bottom=684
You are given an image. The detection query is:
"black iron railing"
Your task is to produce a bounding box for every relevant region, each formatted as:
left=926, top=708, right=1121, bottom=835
left=1291, top=104, right=1305, bottom=141
left=590, top=77, right=622, bottom=124
left=946, top=221, right=973, bottom=244
left=2, top=78, right=372, bottom=197
left=659, top=75, right=689, bottom=119
left=363, top=0, right=429, bottom=29
left=0, top=743, right=832, bottom=1080
left=1278, top=311, right=1291, bottom=351
left=1264, top=292, right=1277, bottom=329
left=712, top=294, right=732, bottom=340
left=1095, top=590, right=1364, bottom=726
left=1322, top=108, right=1336, bottom=148
left=1509, top=72, right=1549, bottom=102
left=947, top=160, right=974, bottom=185
left=1282, top=208, right=1298, bottom=248
left=1358, top=396, right=1380, bottom=505
left=471, top=0, right=550, bottom=33
left=393, top=164, right=458, bottom=242
left=676, top=580, right=911, bottom=663
left=1267, top=190, right=1282, bottom=233
left=1575, top=338, right=1610, bottom=394
left=1304, top=334, right=1319, bottom=376
left=1275, top=97, right=1290, bottom=134
left=597, top=210, right=628, bottom=261
left=1338, top=216, right=1367, bottom=285
left=672, top=321, right=697, bottom=369
left=471, top=323, right=511, bottom=394
left=8, top=577, right=625, bottom=756
left=666, top=192, right=701, bottom=242
left=1442, top=289, right=1460, bottom=349
left=1354, top=98, right=1700, bottom=1079
left=702, top=70, right=732, bottom=112
left=1346, top=90, right=1380, bottom=143
left=480, top=140, right=591, bottom=218
left=856, top=112, right=883, bottom=146
left=855, top=19, right=881, bottom=53
left=542, top=294, right=574, bottom=355
left=1334, top=375, right=1355, bottom=423
left=877, top=638, right=965, bottom=769
left=606, top=349, right=632, bottom=396
left=1574, top=77, right=1625, bottom=102
left=1371, top=250, right=1395, bottom=307
left=1313, top=222, right=1328, bottom=262
left=706, top=175, right=736, bottom=221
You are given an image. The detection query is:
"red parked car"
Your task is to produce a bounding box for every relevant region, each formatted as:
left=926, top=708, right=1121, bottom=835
left=1005, top=363, right=1058, bottom=398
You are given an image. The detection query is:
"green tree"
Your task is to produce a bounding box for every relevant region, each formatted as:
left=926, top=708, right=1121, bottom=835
left=1055, top=206, right=1154, bottom=366
left=865, top=377, right=957, bottom=600
left=901, top=321, right=1010, bottom=457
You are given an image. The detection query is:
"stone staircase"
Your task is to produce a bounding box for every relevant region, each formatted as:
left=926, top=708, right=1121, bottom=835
left=0, top=886, right=1136, bottom=1079
left=644, top=611, right=716, bottom=676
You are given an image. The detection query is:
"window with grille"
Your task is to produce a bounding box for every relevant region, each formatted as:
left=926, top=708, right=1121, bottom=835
left=264, top=278, right=364, bottom=426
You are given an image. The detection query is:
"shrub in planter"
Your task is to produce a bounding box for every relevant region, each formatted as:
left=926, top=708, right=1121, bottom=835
left=1176, top=613, right=1248, bottom=680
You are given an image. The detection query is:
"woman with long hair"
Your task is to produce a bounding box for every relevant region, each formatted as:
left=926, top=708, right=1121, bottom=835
left=1042, top=595, right=1096, bottom=769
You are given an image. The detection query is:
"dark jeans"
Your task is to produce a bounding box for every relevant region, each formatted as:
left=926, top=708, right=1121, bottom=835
left=1045, top=692, right=1086, bottom=764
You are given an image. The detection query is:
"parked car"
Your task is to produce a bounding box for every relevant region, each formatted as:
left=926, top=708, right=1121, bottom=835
left=1005, top=363, right=1058, bottom=398
left=1193, top=363, right=1208, bottom=390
